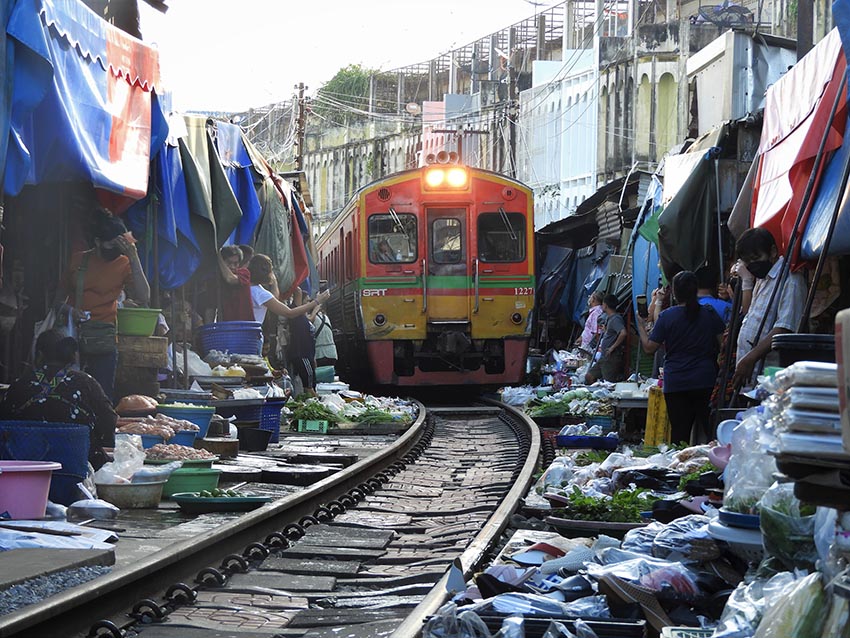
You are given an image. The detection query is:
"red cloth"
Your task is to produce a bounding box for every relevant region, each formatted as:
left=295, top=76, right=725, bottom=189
left=220, top=267, right=254, bottom=322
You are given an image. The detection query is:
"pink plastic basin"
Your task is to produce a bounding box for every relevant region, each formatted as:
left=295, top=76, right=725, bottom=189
left=0, top=461, right=63, bottom=519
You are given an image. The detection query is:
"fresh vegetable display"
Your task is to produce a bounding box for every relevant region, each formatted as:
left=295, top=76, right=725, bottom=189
left=553, top=486, right=660, bottom=523
left=525, top=389, right=612, bottom=418
left=289, top=399, right=341, bottom=424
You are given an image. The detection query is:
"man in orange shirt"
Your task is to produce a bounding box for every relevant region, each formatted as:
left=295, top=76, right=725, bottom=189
left=56, top=212, right=150, bottom=400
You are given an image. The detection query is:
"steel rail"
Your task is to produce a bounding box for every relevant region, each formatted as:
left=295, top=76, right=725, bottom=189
left=0, top=402, right=428, bottom=638
left=390, top=398, right=541, bottom=638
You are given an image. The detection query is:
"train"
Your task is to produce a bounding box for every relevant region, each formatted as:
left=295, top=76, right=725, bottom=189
left=316, top=155, right=535, bottom=385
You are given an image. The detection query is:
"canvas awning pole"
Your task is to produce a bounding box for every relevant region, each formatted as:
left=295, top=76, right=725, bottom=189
left=715, top=158, right=724, bottom=287
left=798, top=136, right=850, bottom=331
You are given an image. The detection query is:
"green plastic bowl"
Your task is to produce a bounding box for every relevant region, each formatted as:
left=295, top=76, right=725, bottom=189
left=162, top=468, right=220, bottom=498
left=117, top=308, right=162, bottom=336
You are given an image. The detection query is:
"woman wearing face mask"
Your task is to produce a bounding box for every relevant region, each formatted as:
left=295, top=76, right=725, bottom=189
left=54, top=209, right=150, bottom=401
left=731, top=227, right=807, bottom=389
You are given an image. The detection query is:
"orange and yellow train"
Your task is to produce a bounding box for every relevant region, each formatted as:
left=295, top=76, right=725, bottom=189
left=316, top=159, right=535, bottom=385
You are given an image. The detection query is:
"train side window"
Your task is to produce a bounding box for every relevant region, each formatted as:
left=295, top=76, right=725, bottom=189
left=431, top=218, right=464, bottom=264
left=345, top=232, right=353, bottom=279
left=478, top=212, right=525, bottom=262
left=368, top=213, right=417, bottom=264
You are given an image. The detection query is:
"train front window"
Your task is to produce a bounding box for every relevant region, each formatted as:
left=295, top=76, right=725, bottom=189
left=430, top=217, right=464, bottom=264
left=478, top=211, right=525, bottom=262
left=368, top=213, right=417, bottom=264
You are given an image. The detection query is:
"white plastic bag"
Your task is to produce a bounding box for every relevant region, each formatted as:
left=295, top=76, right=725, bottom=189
left=93, top=436, right=145, bottom=484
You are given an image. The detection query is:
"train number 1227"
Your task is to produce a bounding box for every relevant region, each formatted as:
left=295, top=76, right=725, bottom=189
left=514, top=287, right=534, bottom=296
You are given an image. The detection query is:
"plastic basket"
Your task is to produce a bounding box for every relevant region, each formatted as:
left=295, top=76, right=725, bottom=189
left=555, top=435, right=619, bottom=450
left=216, top=401, right=263, bottom=423
left=157, top=404, right=215, bottom=438
left=197, top=321, right=263, bottom=357
left=260, top=399, right=286, bottom=443
left=0, top=421, right=89, bottom=506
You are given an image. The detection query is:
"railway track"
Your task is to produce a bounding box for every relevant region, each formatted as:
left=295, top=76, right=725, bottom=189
left=0, top=400, right=539, bottom=638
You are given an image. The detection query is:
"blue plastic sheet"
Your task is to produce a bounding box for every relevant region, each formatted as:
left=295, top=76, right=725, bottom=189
left=125, top=143, right=202, bottom=290
left=5, top=0, right=164, bottom=202
left=800, top=112, right=850, bottom=259
left=216, top=121, right=261, bottom=246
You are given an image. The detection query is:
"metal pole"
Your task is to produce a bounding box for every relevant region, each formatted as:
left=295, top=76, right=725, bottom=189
left=715, top=158, right=724, bottom=289
left=170, top=287, right=177, bottom=389
left=182, top=286, right=189, bottom=390
left=799, top=141, right=850, bottom=330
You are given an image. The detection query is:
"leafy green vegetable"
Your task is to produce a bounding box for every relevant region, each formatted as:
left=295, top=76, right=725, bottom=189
left=574, top=450, right=611, bottom=466
left=289, top=399, right=340, bottom=423
left=553, top=486, right=660, bottom=523
left=678, top=462, right=717, bottom=490
left=352, top=407, right=412, bottom=426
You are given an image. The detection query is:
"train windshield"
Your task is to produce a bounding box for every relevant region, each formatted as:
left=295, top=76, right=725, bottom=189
left=478, top=211, right=525, bottom=262
left=430, top=214, right=465, bottom=264
left=368, top=213, right=418, bottom=263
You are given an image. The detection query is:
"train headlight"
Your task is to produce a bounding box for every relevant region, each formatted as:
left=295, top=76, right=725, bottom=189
left=510, top=312, right=523, bottom=325
left=425, top=169, right=445, bottom=188
left=446, top=167, right=468, bottom=187
left=374, top=314, right=387, bottom=326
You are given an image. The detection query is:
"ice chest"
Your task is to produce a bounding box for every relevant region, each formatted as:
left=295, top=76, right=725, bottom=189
left=297, top=420, right=328, bottom=433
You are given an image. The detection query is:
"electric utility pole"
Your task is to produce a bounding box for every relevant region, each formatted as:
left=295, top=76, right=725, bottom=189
left=294, top=82, right=307, bottom=171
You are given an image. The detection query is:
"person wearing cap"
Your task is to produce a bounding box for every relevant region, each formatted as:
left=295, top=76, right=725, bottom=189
left=55, top=209, right=150, bottom=400
left=0, top=329, right=116, bottom=470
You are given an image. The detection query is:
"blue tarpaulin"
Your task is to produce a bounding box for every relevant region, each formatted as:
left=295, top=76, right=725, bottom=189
left=4, top=0, right=165, bottom=207
left=125, top=142, right=202, bottom=290
left=216, top=121, right=262, bottom=246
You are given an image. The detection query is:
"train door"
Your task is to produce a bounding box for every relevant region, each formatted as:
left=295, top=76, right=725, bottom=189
left=425, top=207, right=468, bottom=321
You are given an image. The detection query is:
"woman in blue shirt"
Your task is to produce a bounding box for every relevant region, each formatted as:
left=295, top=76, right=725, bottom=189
left=636, top=271, right=725, bottom=444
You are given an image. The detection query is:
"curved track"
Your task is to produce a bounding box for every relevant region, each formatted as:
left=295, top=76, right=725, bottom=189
left=0, top=400, right=539, bottom=638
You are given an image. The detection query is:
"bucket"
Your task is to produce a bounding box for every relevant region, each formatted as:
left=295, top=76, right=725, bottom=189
left=238, top=427, right=272, bottom=452
left=157, top=404, right=215, bottom=438
left=772, top=334, right=835, bottom=367
left=96, top=481, right=165, bottom=509
left=117, top=307, right=162, bottom=336
left=0, top=461, right=62, bottom=519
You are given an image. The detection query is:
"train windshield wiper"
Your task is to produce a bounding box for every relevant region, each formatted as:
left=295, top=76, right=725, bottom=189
left=389, top=207, right=410, bottom=241
left=498, top=207, right=518, bottom=242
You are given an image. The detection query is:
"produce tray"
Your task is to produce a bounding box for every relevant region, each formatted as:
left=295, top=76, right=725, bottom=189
left=171, top=491, right=272, bottom=514
left=555, top=435, right=619, bottom=450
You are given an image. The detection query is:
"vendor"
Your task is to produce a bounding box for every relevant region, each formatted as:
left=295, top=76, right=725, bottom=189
left=0, top=329, right=116, bottom=469
left=731, top=228, right=806, bottom=389
left=585, top=294, right=627, bottom=384
left=247, top=254, right=330, bottom=324
left=636, top=271, right=725, bottom=443
left=56, top=210, right=150, bottom=401
left=576, top=291, right=604, bottom=352
left=218, top=245, right=254, bottom=322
